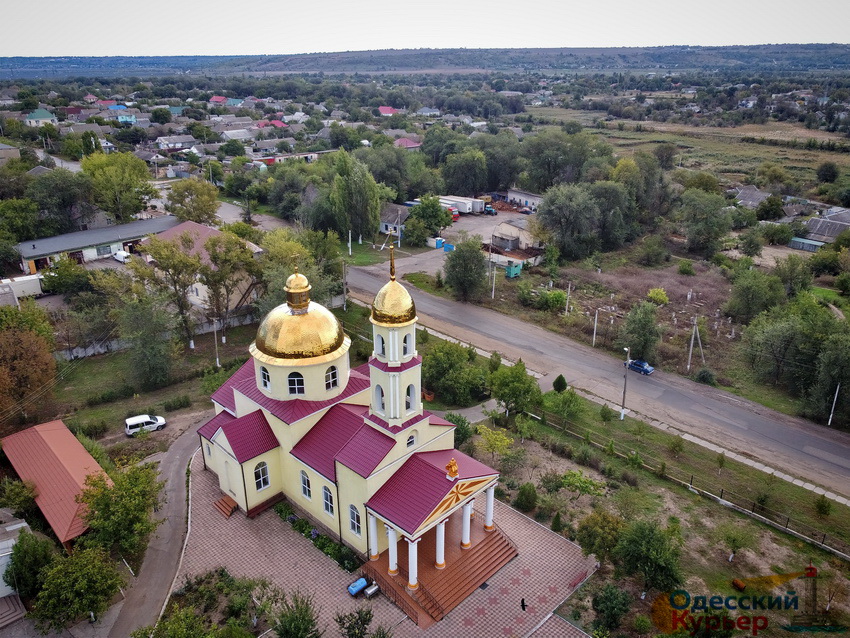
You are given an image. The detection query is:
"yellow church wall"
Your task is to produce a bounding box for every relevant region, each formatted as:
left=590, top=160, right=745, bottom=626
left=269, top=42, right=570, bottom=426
left=283, top=459, right=344, bottom=534
left=335, top=464, right=370, bottom=555
left=367, top=420, right=455, bottom=476
left=241, top=449, right=284, bottom=511
left=252, top=343, right=352, bottom=403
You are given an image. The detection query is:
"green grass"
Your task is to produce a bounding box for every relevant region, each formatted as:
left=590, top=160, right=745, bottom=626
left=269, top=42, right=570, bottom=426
left=720, top=362, right=805, bottom=415
left=811, top=286, right=848, bottom=310
left=403, top=271, right=451, bottom=298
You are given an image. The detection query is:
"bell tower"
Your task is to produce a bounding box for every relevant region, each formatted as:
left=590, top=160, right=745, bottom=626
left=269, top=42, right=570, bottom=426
left=368, top=248, right=422, bottom=427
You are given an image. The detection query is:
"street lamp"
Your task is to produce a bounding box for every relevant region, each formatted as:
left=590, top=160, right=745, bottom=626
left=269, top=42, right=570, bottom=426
left=621, top=346, right=630, bottom=421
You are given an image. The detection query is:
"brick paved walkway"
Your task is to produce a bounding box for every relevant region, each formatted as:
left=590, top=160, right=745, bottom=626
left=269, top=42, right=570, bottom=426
left=179, top=452, right=596, bottom=637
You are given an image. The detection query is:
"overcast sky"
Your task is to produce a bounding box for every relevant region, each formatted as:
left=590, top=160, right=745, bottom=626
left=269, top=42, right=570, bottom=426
left=3, top=0, right=849, bottom=57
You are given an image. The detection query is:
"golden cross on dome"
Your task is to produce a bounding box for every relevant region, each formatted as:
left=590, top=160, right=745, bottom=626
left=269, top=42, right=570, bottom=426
left=389, top=246, right=396, bottom=281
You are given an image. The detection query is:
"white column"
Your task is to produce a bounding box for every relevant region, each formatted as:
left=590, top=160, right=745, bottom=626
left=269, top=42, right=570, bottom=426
left=435, top=520, right=446, bottom=569
left=484, top=484, right=495, bottom=532
left=461, top=501, right=473, bottom=549
left=387, top=527, right=398, bottom=575
left=406, top=537, right=419, bottom=591
left=368, top=514, right=379, bottom=561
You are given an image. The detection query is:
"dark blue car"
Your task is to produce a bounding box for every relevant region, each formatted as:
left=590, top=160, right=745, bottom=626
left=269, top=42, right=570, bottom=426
left=625, top=359, right=654, bottom=375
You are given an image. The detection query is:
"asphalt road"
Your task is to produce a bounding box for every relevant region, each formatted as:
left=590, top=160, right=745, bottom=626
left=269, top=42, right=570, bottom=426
left=348, top=266, right=850, bottom=498
left=109, top=414, right=209, bottom=636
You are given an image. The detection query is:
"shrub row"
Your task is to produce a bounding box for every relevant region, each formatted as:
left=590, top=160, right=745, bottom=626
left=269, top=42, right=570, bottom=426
left=163, top=395, right=192, bottom=412
left=274, top=502, right=361, bottom=573
left=86, top=383, right=136, bottom=407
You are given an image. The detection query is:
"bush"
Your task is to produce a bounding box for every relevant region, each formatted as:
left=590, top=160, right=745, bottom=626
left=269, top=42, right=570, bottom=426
left=516, top=281, right=534, bottom=306
left=637, top=236, right=668, bottom=266
left=69, top=420, right=108, bottom=439
left=551, top=511, right=564, bottom=533
left=293, top=518, right=312, bottom=535
left=513, top=483, right=538, bottom=512
left=815, top=494, right=832, bottom=518
left=539, top=471, right=564, bottom=494
left=434, top=270, right=444, bottom=289
left=419, top=328, right=429, bottom=343
left=163, top=395, right=191, bottom=412
left=668, top=436, right=684, bottom=457
left=633, top=614, right=653, bottom=635
left=678, top=259, right=696, bottom=276
left=488, top=352, right=502, bottom=374
left=599, top=404, right=615, bottom=423
left=274, top=501, right=294, bottom=520
left=836, top=272, right=850, bottom=297
left=574, top=445, right=593, bottom=466
left=695, top=368, right=716, bottom=386
left=620, top=471, right=639, bottom=487
left=445, top=412, right=473, bottom=447
left=592, top=584, right=631, bottom=630
left=646, top=287, right=669, bottom=305
left=85, top=383, right=136, bottom=407
left=553, top=374, right=567, bottom=393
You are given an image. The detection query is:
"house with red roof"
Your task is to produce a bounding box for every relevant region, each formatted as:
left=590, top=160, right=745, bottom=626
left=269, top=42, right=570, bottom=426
left=378, top=106, right=399, bottom=117
left=393, top=137, right=421, bottom=150
left=209, top=95, right=228, bottom=105
left=198, top=250, right=515, bottom=625
left=1, top=421, right=109, bottom=551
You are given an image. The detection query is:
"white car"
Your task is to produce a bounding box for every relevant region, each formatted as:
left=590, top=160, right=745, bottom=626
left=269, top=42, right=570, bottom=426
left=125, top=414, right=166, bottom=436
left=113, top=250, right=132, bottom=263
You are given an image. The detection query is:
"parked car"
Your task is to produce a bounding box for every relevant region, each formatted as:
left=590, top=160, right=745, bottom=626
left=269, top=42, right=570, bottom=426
left=113, top=250, right=132, bottom=263
left=625, top=359, right=654, bottom=375
left=518, top=207, right=533, bottom=214
left=483, top=204, right=497, bottom=215
left=125, top=414, right=166, bottom=436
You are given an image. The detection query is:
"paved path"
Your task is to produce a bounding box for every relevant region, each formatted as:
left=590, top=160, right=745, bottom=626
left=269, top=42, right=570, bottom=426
left=180, top=453, right=596, bottom=638
left=348, top=265, right=850, bottom=500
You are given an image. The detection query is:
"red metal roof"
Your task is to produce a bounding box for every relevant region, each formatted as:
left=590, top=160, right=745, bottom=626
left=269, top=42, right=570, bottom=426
left=366, top=449, right=497, bottom=536
left=290, top=404, right=394, bottom=480
left=198, top=409, right=236, bottom=440
left=218, top=410, right=279, bottom=463
left=209, top=95, right=227, bottom=103
left=393, top=138, right=421, bottom=148
left=378, top=106, right=398, bottom=115
left=233, top=366, right=370, bottom=425
left=152, top=220, right=223, bottom=267
left=368, top=355, right=421, bottom=373
left=211, top=360, right=255, bottom=414
left=1, top=421, right=108, bottom=543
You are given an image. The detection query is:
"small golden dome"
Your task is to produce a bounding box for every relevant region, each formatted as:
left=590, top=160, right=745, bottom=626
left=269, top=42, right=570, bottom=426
left=251, top=270, right=345, bottom=361
left=371, top=247, right=417, bottom=327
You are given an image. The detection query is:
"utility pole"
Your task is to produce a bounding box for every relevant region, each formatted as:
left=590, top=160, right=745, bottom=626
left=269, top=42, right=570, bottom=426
left=491, top=265, right=496, bottom=299
left=565, top=281, right=571, bottom=316
left=592, top=309, right=599, bottom=347
left=828, top=383, right=841, bottom=427
left=621, top=346, right=630, bottom=420
left=687, top=319, right=697, bottom=372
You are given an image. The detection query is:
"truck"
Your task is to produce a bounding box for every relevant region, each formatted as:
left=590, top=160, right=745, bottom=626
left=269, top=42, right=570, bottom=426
left=0, top=274, right=45, bottom=299
left=439, top=197, right=472, bottom=214
left=413, top=198, right=460, bottom=220
left=441, top=196, right=484, bottom=213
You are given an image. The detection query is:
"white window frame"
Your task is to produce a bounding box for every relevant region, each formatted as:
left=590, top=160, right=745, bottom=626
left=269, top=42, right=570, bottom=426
left=402, top=333, right=410, bottom=356
left=323, top=486, right=334, bottom=516
left=325, top=366, right=338, bottom=390
left=405, top=384, right=415, bottom=411
left=375, top=385, right=385, bottom=413
left=349, top=505, right=361, bottom=536
left=254, top=462, right=269, bottom=491
left=261, top=366, right=270, bottom=389
left=301, top=470, right=311, bottom=499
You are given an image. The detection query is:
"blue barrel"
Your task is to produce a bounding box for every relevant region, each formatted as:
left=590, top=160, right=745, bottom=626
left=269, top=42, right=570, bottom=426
left=435, top=238, right=444, bottom=248
left=348, top=577, right=368, bottom=596
left=443, top=243, right=454, bottom=252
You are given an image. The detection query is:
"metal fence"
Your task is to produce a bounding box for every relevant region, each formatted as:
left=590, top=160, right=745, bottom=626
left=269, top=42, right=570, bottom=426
left=529, top=409, right=850, bottom=562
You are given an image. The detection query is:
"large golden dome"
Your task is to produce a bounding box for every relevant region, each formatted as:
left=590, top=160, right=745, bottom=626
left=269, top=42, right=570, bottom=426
left=251, top=269, right=346, bottom=362
left=371, top=247, right=417, bottom=327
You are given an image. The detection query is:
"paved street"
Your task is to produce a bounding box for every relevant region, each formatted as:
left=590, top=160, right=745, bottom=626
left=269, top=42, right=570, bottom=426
left=348, top=263, right=850, bottom=499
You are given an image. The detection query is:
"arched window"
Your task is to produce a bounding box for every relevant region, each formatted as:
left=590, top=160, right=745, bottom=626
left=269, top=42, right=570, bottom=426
left=407, top=431, right=417, bottom=448
left=402, top=333, right=411, bottom=356
left=325, top=366, right=338, bottom=390
left=254, top=462, right=269, bottom=491
left=260, top=366, right=270, bottom=389
left=288, top=372, right=305, bottom=395
left=374, top=385, right=385, bottom=413
left=405, top=384, right=415, bottom=411
left=300, top=470, right=311, bottom=499
left=323, top=486, right=334, bottom=516
left=349, top=505, right=361, bottom=535
left=376, top=334, right=385, bottom=357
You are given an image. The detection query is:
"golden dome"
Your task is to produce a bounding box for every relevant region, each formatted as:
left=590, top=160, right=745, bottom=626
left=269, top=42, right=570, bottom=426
left=251, top=269, right=346, bottom=362
left=371, top=247, right=417, bottom=327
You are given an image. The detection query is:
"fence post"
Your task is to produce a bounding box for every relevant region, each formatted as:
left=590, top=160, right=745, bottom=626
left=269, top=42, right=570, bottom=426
left=785, top=516, right=790, bottom=528
left=719, top=489, right=723, bottom=500
left=752, top=502, right=757, bottom=513
left=689, top=475, right=694, bottom=487
left=823, top=533, right=827, bottom=545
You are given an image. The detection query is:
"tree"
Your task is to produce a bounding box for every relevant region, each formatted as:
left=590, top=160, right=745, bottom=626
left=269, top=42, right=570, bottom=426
left=77, top=464, right=163, bottom=556
left=0, top=328, right=56, bottom=415
left=592, top=584, right=631, bottom=630
left=40, top=256, right=91, bottom=297
left=118, top=292, right=177, bottom=390
left=402, top=217, right=428, bottom=247
left=756, top=195, right=785, bottom=221
left=537, top=184, right=600, bottom=260
left=445, top=412, right=473, bottom=447
left=335, top=607, right=375, bottom=638
left=680, top=188, right=730, bottom=255
left=618, top=301, right=661, bottom=362
left=0, top=198, right=40, bottom=242
left=200, top=232, right=258, bottom=340
left=166, top=179, right=220, bottom=224
left=523, top=130, right=610, bottom=191
left=150, top=108, right=172, bottom=125
left=739, top=227, right=763, bottom=257
left=220, top=139, right=246, bottom=157
left=409, top=196, right=451, bottom=236
left=81, top=152, right=155, bottom=223
left=724, top=270, right=785, bottom=324
left=804, top=333, right=850, bottom=426
left=816, top=161, right=839, bottom=184
left=653, top=143, right=677, bottom=170
left=773, top=254, right=812, bottom=298
left=588, top=181, right=630, bottom=250
left=131, top=232, right=203, bottom=345
left=614, top=520, right=683, bottom=592
left=576, top=510, right=625, bottom=566
left=489, top=359, right=541, bottom=415
left=421, top=340, right=486, bottom=406
left=0, top=298, right=54, bottom=345
left=443, top=234, right=487, bottom=302
left=81, top=131, right=102, bottom=156
left=131, top=606, right=214, bottom=638
left=272, top=591, right=323, bottom=638
left=476, top=425, right=514, bottom=464
left=715, top=522, right=755, bottom=562
left=329, top=150, right=384, bottom=240
left=442, top=149, right=487, bottom=196
left=2, top=530, right=56, bottom=600
left=553, top=374, right=568, bottom=393
left=30, top=547, right=124, bottom=633
left=0, top=479, right=39, bottom=522
left=561, top=470, right=604, bottom=502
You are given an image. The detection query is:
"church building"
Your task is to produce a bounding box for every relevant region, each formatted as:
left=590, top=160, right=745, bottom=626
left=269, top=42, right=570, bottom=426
left=198, top=252, right=516, bottom=624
